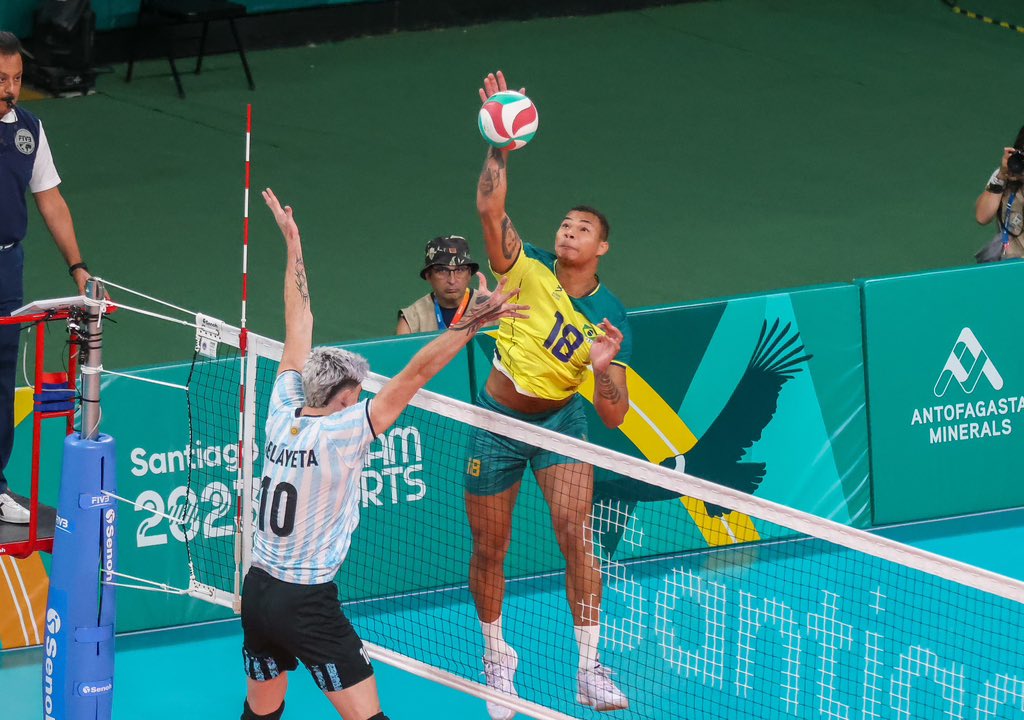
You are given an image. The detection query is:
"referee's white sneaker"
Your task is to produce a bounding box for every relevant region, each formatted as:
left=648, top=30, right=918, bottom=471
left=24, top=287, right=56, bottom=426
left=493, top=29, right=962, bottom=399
left=577, top=663, right=629, bottom=712
left=0, top=493, right=29, bottom=524
left=483, top=650, right=518, bottom=720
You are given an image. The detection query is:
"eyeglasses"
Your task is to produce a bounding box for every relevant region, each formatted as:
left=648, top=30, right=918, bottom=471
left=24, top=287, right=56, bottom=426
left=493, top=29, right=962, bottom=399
left=430, top=266, right=472, bottom=278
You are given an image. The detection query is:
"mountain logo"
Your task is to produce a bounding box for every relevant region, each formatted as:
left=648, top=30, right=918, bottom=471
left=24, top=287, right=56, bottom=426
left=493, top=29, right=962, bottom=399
left=934, top=328, right=1003, bottom=398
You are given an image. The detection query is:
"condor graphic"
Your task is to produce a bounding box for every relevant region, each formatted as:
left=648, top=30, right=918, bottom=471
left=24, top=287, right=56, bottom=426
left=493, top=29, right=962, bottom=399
left=596, top=319, right=812, bottom=548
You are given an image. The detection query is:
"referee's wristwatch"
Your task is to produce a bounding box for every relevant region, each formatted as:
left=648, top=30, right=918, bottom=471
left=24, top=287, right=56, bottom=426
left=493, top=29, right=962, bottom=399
left=987, top=182, right=1007, bottom=194
left=68, top=262, right=88, bottom=276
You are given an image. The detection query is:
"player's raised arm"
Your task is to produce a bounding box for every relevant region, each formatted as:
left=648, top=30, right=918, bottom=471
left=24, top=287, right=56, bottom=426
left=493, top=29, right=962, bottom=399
left=371, top=277, right=528, bottom=435
left=264, top=188, right=312, bottom=375
left=477, top=70, right=523, bottom=275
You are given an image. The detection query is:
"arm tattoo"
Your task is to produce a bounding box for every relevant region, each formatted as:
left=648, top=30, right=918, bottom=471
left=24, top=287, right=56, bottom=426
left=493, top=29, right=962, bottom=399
left=595, top=371, right=622, bottom=404
left=478, top=148, right=506, bottom=197
left=450, top=296, right=509, bottom=335
left=490, top=146, right=506, bottom=170
left=479, top=168, right=501, bottom=197
left=500, top=214, right=521, bottom=260
left=294, top=256, right=310, bottom=308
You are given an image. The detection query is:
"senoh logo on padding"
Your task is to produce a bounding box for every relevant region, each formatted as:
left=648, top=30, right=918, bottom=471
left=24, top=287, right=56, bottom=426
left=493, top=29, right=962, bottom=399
left=104, top=508, right=116, bottom=581
left=43, top=609, right=61, bottom=719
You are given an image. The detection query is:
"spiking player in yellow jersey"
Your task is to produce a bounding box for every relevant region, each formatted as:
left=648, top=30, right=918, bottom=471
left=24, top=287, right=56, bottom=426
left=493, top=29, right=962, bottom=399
left=466, top=70, right=631, bottom=718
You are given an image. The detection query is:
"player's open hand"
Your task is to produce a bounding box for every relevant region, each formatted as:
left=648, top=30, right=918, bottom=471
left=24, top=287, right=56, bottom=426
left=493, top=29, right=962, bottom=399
left=479, top=70, right=526, bottom=103
left=591, top=319, right=623, bottom=373
left=263, top=188, right=300, bottom=244
left=453, top=275, right=529, bottom=335
left=474, top=271, right=492, bottom=299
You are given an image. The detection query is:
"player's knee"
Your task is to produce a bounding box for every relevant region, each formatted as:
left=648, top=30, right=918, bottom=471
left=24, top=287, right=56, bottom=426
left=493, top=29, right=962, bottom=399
left=472, top=535, right=509, bottom=565
left=241, top=699, right=284, bottom=720
left=552, top=515, right=585, bottom=549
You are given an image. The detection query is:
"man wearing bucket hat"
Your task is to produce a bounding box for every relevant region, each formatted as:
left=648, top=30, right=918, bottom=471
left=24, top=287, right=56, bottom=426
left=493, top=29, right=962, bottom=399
left=396, top=235, right=486, bottom=335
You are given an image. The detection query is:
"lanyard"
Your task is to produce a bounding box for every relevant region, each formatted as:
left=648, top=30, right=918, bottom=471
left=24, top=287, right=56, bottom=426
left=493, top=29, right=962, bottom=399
left=434, top=289, right=471, bottom=330
left=1002, top=191, right=1018, bottom=257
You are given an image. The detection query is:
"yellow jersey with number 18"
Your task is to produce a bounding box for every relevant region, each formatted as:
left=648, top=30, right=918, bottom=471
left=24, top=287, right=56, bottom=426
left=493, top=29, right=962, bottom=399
left=493, top=242, right=632, bottom=401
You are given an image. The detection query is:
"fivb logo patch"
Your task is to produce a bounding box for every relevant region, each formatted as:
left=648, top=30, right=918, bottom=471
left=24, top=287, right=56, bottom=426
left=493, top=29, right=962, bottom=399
left=933, top=328, right=1003, bottom=398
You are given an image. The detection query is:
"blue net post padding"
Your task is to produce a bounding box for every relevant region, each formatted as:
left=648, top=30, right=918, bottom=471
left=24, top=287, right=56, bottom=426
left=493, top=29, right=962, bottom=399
left=43, top=433, right=117, bottom=720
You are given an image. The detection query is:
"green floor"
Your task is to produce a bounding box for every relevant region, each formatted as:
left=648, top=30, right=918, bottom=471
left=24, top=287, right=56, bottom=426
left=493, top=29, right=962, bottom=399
left=15, top=0, right=1022, bottom=372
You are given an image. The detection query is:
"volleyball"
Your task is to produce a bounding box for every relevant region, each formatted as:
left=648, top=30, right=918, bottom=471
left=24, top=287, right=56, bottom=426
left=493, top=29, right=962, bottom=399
left=478, top=91, right=539, bottom=150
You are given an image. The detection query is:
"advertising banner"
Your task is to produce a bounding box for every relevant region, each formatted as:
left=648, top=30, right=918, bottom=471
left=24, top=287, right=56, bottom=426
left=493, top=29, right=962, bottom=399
left=862, top=262, right=1024, bottom=524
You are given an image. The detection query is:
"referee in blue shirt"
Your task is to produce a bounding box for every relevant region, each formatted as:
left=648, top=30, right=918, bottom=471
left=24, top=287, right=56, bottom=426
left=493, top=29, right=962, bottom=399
left=0, top=32, right=94, bottom=524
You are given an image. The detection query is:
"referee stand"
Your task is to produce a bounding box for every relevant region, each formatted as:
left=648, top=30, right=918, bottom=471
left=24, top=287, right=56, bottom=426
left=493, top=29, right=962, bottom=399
left=0, top=298, right=90, bottom=558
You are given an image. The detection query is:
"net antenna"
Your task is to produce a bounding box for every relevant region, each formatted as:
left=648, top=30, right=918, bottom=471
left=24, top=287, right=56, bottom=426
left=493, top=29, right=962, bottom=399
left=232, top=103, right=253, bottom=611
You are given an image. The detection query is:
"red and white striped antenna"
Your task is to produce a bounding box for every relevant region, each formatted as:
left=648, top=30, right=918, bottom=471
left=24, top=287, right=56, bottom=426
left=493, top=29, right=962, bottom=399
left=241, top=103, right=252, bottom=343
left=235, top=103, right=252, bottom=602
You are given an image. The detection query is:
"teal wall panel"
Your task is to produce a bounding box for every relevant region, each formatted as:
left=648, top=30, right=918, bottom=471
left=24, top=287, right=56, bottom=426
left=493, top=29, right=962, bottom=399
left=862, top=262, right=1024, bottom=524
left=0, top=0, right=39, bottom=37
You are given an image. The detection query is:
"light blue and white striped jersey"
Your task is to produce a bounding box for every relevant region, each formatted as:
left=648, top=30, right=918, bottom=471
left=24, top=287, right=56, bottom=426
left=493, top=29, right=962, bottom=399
left=252, top=371, right=375, bottom=584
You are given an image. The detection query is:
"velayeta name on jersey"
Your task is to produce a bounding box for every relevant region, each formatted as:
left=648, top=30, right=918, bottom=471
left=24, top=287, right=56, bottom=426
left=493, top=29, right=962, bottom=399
left=14, top=128, right=34, bottom=155
left=265, top=440, right=320, bottom=468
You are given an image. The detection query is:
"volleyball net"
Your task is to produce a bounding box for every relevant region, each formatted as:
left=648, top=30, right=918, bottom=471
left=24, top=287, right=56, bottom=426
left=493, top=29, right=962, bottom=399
left=170, top=313, right=1024, bottom=720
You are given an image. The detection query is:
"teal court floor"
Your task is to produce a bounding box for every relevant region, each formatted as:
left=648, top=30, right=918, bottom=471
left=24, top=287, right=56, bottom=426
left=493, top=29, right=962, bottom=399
left=3, top=507, right=1023, bottom=719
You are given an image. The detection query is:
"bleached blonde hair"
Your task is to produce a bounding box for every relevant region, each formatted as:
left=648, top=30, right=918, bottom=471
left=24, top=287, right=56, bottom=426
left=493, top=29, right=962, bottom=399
left=302, top=347, right=369, bottom=408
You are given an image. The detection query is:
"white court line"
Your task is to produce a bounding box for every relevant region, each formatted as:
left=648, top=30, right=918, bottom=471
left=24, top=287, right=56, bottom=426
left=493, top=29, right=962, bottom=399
left=0, top=556, right=30, bottom=646
left=9, top=556, right=40, bottom=644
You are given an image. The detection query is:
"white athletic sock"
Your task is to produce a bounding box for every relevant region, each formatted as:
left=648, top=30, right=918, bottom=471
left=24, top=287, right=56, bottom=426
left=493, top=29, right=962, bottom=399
left=481, top=617, right=514, bottom=662
left=575, top=624, right=600, bottom=670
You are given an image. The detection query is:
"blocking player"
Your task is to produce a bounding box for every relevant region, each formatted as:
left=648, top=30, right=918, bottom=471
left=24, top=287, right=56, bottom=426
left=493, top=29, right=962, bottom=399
left=239, top=188, right=526, bottom=720
left=467, top=71, right=632, bottom=716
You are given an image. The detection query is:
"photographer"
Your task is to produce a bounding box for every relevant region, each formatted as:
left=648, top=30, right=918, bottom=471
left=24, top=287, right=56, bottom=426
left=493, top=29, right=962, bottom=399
left=975, top=126, right=1024, bottom=261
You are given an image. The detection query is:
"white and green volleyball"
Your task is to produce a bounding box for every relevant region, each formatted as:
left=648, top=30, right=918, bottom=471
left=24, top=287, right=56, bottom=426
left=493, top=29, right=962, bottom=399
left=478, top=91, right=539, bottom=150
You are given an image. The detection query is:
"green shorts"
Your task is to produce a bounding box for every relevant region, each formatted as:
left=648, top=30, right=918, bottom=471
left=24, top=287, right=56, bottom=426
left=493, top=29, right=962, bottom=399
left=464, top=390, right=589, bottom=497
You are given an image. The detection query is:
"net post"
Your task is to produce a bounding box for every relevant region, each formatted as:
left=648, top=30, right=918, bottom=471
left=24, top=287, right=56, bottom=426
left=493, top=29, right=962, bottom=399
left=43, top=281, right=117, bottom=720
left=81, top=278, right=105, bottom=440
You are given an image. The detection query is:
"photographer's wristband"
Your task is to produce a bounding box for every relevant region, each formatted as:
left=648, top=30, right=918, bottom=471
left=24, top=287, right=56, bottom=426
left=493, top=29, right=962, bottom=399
left=987, top=183, right=1006, bottom=194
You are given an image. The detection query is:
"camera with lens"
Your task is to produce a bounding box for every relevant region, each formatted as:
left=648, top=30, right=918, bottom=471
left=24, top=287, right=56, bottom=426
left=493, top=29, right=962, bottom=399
left=1009, top=150, right=1024, bottom=176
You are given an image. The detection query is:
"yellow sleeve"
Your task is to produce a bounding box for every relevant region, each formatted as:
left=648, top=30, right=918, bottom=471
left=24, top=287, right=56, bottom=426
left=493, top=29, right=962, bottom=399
left=492, top=245, right=531, bottom=286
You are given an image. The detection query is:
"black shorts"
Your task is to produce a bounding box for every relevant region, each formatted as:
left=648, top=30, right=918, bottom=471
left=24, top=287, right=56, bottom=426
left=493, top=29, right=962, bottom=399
left=240, top=566, right=373, bottom=692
